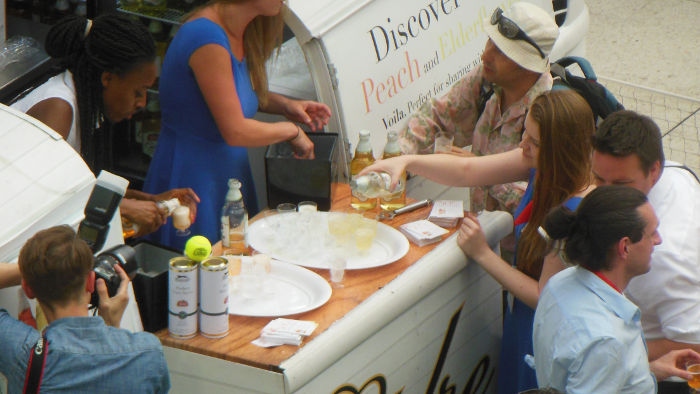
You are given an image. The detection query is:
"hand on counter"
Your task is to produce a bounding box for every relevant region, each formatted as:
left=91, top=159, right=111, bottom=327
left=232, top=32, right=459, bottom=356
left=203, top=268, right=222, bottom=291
left=456, top=212, right=491, bottom=262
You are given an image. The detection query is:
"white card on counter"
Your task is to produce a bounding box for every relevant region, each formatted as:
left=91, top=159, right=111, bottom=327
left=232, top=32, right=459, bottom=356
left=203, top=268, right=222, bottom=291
left=262, top=318, right=317, bottom=336
left=429, top=200, right=464, bottom=218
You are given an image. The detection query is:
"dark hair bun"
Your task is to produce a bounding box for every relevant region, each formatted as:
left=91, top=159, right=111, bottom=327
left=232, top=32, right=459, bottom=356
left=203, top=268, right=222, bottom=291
left=543, top=205, right=576, bottom=240
left=45, top=15, right=87, bottom=59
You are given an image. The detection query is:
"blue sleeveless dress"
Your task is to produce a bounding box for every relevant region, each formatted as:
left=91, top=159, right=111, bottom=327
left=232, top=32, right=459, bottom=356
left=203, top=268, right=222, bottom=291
left=143, top=18, right=259, bottom=251
left=497, top=169, right=582, bottom=394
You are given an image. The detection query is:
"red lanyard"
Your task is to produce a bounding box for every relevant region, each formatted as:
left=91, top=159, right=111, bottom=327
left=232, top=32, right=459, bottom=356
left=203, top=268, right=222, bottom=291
left=514, top=201, right=533, bottom=226
left=592, top=271, right=622, bottom=293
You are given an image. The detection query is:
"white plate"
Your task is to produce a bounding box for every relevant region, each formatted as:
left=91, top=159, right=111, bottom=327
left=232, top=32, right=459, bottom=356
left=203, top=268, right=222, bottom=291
left=228, top=257, right=332, bottom=317
left=248, top=212, right=410, bottom=270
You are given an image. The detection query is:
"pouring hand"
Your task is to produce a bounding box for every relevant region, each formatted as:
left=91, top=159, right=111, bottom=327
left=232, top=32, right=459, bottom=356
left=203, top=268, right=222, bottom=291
left=357, top=156, right=409, bottom=191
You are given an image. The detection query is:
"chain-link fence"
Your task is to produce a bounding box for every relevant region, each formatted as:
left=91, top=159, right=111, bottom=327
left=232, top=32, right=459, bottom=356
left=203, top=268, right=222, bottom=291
left=599, top=77, right=700, bottom=175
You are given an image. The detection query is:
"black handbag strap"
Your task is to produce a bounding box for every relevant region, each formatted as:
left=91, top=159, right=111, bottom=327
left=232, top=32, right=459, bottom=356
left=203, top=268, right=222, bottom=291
left=23, top=333, right=48, bottom=394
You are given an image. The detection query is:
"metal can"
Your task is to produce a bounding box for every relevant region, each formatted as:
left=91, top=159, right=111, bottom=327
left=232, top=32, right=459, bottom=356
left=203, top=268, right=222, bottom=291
left=168, top=257, right=198, bottom=339
left=199, top=257, right=229, bottom=338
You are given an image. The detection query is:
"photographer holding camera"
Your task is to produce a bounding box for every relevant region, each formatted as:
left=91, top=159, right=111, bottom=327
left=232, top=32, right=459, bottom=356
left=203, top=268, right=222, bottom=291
left=0, top=225, right=169, bottom=393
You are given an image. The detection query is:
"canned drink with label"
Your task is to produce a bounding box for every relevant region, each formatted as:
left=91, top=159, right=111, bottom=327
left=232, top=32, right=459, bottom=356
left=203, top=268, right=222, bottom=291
left=168, top=257, right=198, bottom=339
left=199, top=257, right=229, bottom=338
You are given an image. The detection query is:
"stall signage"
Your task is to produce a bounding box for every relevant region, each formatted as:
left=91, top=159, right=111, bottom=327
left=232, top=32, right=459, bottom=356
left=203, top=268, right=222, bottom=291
left=332, top=305, right=495, bottom=394
left=317, top=0, right=513, bottom=153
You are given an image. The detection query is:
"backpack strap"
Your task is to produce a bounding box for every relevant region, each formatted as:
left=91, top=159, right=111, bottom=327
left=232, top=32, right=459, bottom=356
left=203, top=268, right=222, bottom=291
left=553, top=56, right=598, bottom=80
left=23, top=334, right=48, bottom=394
left=476, top=80, right=495, bottom=119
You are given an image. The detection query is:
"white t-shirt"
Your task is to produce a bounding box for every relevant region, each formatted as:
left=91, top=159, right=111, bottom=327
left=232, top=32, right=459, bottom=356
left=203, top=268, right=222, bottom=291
left=11, top=70, right=80, bottom=152
left=626, top=162, right=700, bottom=343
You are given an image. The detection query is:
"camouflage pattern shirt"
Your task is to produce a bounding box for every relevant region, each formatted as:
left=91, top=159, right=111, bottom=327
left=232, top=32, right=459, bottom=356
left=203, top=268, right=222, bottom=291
left=398, top=64, right=553, bottom=213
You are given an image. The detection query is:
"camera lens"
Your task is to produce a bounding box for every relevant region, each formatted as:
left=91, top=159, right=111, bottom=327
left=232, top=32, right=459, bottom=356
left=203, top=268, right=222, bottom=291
left=89, top=245, right=137, bottom=308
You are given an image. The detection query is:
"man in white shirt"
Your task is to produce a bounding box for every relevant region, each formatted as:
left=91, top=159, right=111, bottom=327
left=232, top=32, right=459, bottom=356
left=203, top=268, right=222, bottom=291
left=592, top=110, right=700, bottom=392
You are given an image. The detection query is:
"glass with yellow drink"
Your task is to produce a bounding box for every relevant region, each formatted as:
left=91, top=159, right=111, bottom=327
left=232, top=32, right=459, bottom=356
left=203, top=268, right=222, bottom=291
left=687, top=363, right=700, bottom=392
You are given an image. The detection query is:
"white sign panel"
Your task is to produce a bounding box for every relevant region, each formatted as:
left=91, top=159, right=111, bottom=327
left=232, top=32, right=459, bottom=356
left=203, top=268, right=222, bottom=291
left=312, top=0, right=515, bottom=154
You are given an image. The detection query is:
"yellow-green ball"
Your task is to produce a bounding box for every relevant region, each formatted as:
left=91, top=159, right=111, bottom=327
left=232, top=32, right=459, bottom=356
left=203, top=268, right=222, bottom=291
left=184, top=235, right=211, bottom=262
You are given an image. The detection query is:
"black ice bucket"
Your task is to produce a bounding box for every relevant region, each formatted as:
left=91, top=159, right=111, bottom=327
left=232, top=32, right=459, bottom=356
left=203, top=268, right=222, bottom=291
left=130, top=241, right=182, bottom=332
left=265, top=132, right=338, bottom=211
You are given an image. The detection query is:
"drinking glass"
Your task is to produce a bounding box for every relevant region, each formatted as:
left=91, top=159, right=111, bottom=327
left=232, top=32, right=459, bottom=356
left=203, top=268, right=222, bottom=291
left=434, top=132, right=454, bottom=154
left=328, top=254, right=347, bottom=288
left=297, top=201, right=317, bottom=213
left=687, top=362, right=700, bottom=392
left=172, top=205, right=191, bottom=236
left=276, top=203, right=297, bottom=257
left=276, top=203, right=297, bottom=214
left=355, top=212, right=378, bottom=252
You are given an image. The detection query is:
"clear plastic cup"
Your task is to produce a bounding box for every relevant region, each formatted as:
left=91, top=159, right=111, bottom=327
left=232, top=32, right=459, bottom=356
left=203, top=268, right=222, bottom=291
left=328, top=254, right=347, bottom=287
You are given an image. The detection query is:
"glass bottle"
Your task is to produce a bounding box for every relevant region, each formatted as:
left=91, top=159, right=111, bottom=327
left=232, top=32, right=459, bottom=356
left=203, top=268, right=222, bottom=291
left=380, top=131, right=406, bottom=211
left=122, top=198, right=180, bottom=238
left=221, top=179, right=249, bottom=255
left=350, top=172, right=404, bottom=199
left=350, top=130, right=376, bottom=210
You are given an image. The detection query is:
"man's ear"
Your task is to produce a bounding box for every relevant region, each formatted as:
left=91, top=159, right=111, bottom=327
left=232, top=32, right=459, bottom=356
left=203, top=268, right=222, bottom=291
left=617, top=237, right=631, bottom=259
left=21, top=279, right=35, bottom=299
left=101, top=71, right=113, bottom=88
left=649, top=160, right=662, bottom=185
left=85, top=270, right=95, bottom=294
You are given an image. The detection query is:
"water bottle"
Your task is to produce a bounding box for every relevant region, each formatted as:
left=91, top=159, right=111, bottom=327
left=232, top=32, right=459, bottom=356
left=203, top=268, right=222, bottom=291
left=350, top=172, right=404, bottom=199
left=221, top=179, right=248, bottom=255
left=380, top=131, right=406, bottom=210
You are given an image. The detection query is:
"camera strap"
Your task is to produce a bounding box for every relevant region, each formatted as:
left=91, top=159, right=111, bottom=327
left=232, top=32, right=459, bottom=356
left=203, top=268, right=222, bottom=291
left=23, top=333, right=48, bottom=394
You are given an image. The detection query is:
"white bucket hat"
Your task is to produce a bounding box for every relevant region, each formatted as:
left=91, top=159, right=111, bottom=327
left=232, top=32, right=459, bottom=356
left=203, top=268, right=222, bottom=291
left=484, top=2, right=559, bottom=73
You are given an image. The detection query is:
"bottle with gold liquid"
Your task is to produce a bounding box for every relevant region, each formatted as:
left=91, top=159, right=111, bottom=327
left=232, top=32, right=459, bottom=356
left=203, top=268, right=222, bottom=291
left=221, top=179, right=249, bottom=255
left=380, top=131, right=406, bottom=211
left=350, top=130, right=376, bottom=210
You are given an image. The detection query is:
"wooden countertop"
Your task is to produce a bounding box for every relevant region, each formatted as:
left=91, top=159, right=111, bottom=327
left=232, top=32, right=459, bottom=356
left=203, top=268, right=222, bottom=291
left=155, top=183, right=458, bottom=372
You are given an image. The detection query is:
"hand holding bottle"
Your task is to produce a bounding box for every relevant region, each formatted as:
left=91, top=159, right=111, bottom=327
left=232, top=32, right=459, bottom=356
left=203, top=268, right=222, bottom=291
left=357, top=155, right=411, bottom=192
left=153, top=188, right=200, bottom=223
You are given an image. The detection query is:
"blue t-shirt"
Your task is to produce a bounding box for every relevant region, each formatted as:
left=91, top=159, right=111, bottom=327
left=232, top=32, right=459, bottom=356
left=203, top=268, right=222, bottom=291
left=0, top=310, right=169, bottom=393
left=144, top=18, right=260, bottom=250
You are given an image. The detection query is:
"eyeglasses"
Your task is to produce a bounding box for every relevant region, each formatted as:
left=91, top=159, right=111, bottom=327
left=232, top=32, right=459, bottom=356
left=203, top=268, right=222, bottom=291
left=490, top=7, right=545, bottom=59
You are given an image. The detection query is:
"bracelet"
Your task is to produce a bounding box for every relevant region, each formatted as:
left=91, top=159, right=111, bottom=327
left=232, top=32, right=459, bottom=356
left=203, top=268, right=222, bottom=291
left=290, top=124, right=302, bottom=142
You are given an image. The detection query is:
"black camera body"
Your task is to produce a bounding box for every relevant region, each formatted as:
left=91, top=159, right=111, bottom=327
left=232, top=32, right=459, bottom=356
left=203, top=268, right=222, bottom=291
left=88, top=245, right=138, bottom=307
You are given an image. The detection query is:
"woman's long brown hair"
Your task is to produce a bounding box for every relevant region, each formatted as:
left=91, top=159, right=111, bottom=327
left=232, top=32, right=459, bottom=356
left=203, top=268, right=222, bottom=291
left=186, top=1, right=285, bottom=106
left=516, top=90, right=595, bottom=279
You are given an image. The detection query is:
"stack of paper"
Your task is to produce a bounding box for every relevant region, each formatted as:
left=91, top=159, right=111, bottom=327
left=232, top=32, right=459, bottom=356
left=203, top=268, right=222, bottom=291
left=428, top=200, right=464, bottom=228
left=253, top=318, right=318, bottom=347
left=399, top=220, right=449, bottom=247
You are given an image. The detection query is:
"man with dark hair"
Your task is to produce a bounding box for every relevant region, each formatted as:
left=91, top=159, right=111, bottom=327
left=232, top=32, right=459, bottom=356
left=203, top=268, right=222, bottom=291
left=592, top=110, right=700, bottom=392
left=0, top=225, right=170, bottom=393
left=399, top=2, right=559, bottom=214
left=534, top=186, right=700, bottom=393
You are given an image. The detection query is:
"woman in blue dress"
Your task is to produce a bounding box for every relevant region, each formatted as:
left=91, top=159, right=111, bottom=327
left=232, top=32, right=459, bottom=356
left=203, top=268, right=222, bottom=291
left=144, top=0, right=331, bottom=250
left=361, top=89, right=596, bottom=393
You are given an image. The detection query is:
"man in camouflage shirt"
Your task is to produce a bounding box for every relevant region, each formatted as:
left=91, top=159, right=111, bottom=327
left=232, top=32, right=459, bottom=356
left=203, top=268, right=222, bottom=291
left=399, top=3, right=559, bottom=214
